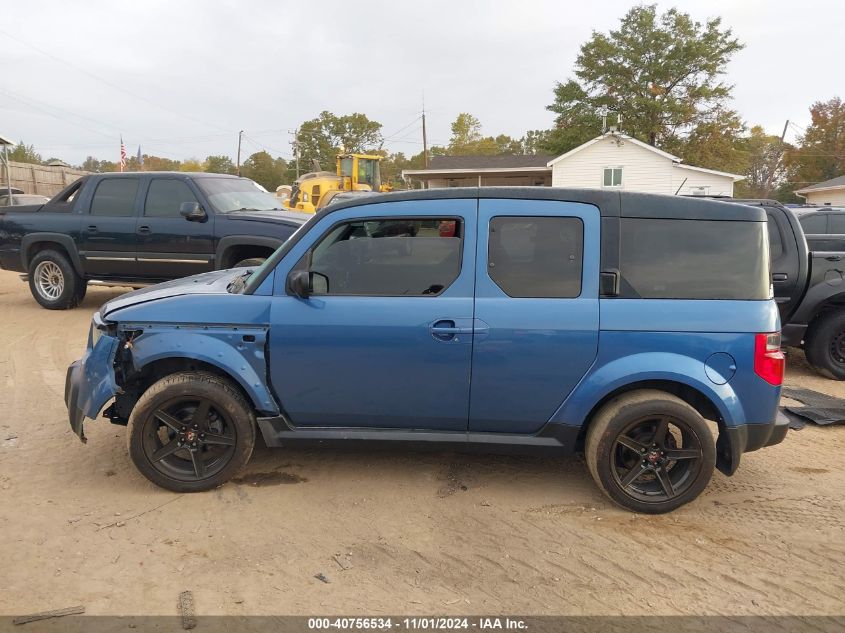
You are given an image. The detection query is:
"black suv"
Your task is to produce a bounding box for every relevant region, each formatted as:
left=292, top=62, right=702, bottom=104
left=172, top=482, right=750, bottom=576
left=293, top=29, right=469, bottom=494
left=0, top=172, right=308, bottom=309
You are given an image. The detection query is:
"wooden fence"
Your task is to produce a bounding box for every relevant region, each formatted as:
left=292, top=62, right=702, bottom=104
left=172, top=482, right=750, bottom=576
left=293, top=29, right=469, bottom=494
left=1, top=160, right=91, bottom=197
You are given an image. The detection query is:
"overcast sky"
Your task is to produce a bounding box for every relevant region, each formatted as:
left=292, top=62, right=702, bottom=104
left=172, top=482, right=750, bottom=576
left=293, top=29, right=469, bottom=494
left=1, top=0, right=842, bottom=166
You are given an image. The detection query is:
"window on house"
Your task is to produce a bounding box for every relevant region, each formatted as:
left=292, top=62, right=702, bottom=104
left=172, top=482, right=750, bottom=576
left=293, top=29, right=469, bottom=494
left=603, top=167, right=622, bottom=187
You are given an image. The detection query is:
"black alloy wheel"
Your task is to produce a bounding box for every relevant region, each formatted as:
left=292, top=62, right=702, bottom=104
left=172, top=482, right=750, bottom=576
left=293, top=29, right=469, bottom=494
left=127, top=372, right=256, bottom=492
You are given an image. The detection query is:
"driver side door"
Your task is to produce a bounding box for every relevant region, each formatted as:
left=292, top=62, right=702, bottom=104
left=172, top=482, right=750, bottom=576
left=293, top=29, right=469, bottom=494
left=267, top=199, right=477, bottom=430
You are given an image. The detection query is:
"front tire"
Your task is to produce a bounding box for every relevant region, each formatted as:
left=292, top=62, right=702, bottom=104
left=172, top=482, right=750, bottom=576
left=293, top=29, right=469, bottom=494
left=127, top=372, right=256, bottom=492
left=804, top=311, right=845, bottom=380
left=585, top=390, right=715, bottom=514
left=28, top=249, right=83, bottom=310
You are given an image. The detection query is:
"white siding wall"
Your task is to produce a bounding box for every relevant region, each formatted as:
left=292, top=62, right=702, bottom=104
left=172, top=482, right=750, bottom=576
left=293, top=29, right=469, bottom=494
left=671, top=166, right=735, bottom=197
left=551, top=137, right=675, bottom=193
left=805, top=189, right=845, bottom=206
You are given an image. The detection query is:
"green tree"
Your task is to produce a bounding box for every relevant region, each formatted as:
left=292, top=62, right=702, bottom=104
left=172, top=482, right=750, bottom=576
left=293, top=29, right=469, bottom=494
left=446, top=114, right=525, bottom=156
left=547, top=5, right=743, bottom=148
left=734, top=126, right=791, bottom=199
left=142, top=155, right=181, bottom=171
left=520, top=129, right=554, bottom=155
left=544, top=80, right=604, bottom=155
left=7, top=142, right=42, bottom=164
left=241, top=151, right=287, bottom=190
left=787, top=96, right=845, bottom=187
left=180, top=158, right=206, bottom=172
left=666, top=109, right=748, bottom=174
left=295, top=111, right=383, bottom=175
left=448, top=113, right=483, bottom=151
left=205, top=155, right=236, bottom=175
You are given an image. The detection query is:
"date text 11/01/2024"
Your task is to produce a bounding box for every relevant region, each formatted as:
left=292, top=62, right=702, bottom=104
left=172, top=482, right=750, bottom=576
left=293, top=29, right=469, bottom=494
left=308, top=617, right=527, bottom=630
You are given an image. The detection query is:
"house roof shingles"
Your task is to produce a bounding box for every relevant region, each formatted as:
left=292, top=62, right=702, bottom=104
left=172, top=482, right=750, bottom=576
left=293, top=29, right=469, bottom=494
left=426, top=154, right=553, bottom=170
left=796, top=175, right=845, bottom=193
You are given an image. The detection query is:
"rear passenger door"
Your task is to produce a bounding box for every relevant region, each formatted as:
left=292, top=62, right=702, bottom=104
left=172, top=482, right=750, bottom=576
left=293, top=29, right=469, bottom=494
left=136, top=177, right=215, bottom=279
left=469, top=199, right=600, bottom=434
left=79, top=177, right=140, bottom=277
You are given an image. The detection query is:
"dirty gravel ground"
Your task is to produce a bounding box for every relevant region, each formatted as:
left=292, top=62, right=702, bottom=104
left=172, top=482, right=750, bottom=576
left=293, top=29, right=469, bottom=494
left=0, top=272, right=843, bottom=617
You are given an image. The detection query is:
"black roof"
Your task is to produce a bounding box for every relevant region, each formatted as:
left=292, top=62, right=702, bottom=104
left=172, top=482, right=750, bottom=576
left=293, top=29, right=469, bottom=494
left=86, top=171, right=241, bottom=178
left=323, top=187, right=765, bottom=222
left=426, top=155, right=553, bottom=170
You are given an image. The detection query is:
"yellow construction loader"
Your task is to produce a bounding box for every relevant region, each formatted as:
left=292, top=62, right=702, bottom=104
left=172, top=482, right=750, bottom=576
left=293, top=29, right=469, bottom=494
left=283, top=153, right=392, bottom=214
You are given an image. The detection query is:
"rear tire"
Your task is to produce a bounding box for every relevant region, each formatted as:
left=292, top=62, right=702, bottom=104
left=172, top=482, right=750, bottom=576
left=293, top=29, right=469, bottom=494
left=233, top=258, right=265, bottom=268
left=585, top=389, right=715, bottom=514
left=127, top=371, right=256, bottom=492
left=804, top=311, right=845, bottom=380
left=28, top=249, right=83, bottom=310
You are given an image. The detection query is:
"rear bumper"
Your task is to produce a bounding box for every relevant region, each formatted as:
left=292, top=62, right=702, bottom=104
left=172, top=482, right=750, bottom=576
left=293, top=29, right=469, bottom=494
left=716, top=413, right=789, bottom=476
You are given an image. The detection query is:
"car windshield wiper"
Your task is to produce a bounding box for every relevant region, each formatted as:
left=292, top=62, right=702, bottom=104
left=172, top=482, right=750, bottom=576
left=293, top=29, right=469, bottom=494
left=230, top=206, right=283, bottom=213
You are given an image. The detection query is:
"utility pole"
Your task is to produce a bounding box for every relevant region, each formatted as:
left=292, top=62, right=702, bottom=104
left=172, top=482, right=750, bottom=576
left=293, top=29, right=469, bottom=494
left=295, top=128, right=300, bottom=178
left=780, top=119, right=790, bottom=143
left=422, top=110, right=429, bottom=170
left=236, top=130, right=243, bottom=176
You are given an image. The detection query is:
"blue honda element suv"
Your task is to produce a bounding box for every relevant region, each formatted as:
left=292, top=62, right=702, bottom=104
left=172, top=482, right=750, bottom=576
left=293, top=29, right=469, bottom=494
left=65, top=188, right=787, bottom=513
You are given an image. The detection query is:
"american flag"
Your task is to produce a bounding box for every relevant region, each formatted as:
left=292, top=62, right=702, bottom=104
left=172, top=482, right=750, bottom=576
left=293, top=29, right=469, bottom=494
left=119, top=136, right=127, bottom=172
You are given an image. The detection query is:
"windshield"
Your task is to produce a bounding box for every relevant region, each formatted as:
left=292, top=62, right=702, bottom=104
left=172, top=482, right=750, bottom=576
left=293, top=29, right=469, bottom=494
left=358, top=159, right=381, bottom=189
left=195, top=177, right=282, bottom=213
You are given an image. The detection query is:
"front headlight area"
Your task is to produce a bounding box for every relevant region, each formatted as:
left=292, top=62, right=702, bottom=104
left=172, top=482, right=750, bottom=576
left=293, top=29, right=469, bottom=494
left=89, top=311, right=115, bottom=350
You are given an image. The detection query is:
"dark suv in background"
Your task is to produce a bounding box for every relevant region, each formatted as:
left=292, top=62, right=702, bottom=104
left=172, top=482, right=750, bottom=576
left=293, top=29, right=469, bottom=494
left=0, top=172, right=308, bottom=309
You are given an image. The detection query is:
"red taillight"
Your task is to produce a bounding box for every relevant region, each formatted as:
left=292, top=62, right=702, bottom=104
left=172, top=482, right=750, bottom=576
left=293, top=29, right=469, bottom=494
left=754, top=332, right=784, bottom=386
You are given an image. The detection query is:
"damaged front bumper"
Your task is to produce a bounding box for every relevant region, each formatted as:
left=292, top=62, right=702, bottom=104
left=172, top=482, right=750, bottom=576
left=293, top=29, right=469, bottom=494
left=64, top=313, right=120, bottom=441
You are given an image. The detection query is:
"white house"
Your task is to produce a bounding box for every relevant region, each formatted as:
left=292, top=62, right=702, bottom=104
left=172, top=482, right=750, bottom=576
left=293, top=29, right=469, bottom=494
left=402, top=131, right=744, bottom=196
left=794, top=175, right=845, bottom=206
left=548, top=132, right=743, bottom=196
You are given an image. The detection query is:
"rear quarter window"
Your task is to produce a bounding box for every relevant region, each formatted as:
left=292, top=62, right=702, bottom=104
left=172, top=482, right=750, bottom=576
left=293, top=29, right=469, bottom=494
left=619, top=218, right=770, bottom=300
left=799, top=213, right=827, bottom=234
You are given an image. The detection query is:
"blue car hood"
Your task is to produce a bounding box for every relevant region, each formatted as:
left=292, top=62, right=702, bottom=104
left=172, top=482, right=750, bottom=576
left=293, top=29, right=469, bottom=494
left=101, top=269, right=245, bottom=318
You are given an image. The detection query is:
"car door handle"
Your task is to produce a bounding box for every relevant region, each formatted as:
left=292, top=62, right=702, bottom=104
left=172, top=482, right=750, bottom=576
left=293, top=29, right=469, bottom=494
left=772, top=273, right=788, bottom=281
left=87, top=225, right=98, bottom=234
left=137, top=225, right=151, bottom=235
left=430, top=320, right=473, bottom=342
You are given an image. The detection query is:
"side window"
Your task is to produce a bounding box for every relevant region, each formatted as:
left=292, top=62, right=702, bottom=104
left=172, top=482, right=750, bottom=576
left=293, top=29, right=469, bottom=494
left=829, top=214, right=845, bottom=234
left=799, top=213, right=827, bottom=234
left=308, top=218, right=462, bottom=296
left=90, top=178, right=139, bottom=217
left=766, top=214, right=784, bottom=260
left=603, top=167, right=622, bottom=187
left=144, top=179, right=198, bottom=217
left=488, top=216, right=583, bottom=298
left=311, top=184, right=321, bottom=208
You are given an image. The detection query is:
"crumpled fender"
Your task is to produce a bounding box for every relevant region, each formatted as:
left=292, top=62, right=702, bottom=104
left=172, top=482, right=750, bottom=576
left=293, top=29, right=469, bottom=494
left=550, top=351, right=741, bottom=427
left=125, top=325, right=279, bottom=415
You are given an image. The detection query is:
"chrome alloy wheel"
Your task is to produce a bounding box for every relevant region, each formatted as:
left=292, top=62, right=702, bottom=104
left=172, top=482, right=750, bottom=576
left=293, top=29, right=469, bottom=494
left=34, top=261, right=65, bottom=300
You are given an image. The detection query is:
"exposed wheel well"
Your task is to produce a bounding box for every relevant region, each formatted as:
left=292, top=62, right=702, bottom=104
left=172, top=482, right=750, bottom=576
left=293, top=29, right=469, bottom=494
left=109, top=356, right=257, bottom=425
left=220, top=245, right=275, bottom=269
left=576, top=379, right=723, bottom=452
left=25, top=241, right=73, bottom=270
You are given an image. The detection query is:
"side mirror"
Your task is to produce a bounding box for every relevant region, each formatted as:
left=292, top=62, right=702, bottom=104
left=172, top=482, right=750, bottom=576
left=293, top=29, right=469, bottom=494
left=180, top=201, right=206, bottom=221
left=288, top=270, right=312, bottom=298
left=288, top=270, right=328, bottom=298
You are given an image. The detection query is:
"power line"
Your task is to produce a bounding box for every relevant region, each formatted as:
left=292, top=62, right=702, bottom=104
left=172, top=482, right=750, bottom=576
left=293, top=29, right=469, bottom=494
left=0, top=28, right=234, bottom=135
